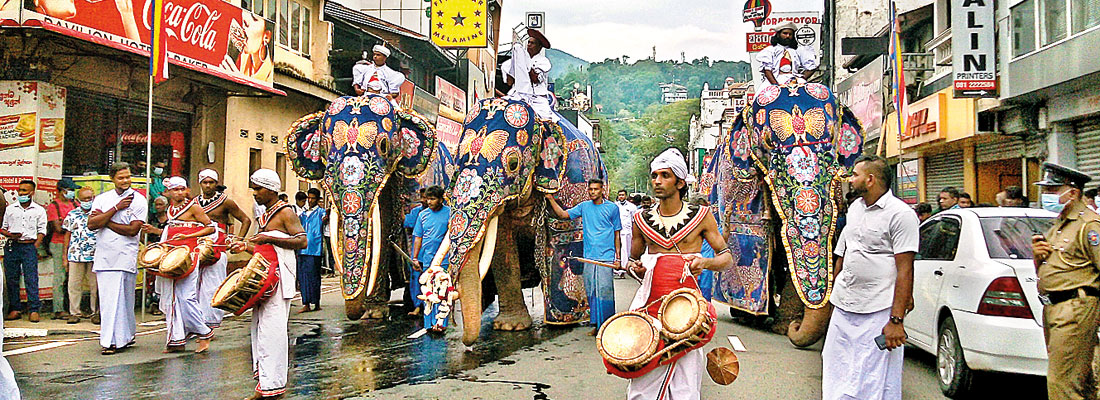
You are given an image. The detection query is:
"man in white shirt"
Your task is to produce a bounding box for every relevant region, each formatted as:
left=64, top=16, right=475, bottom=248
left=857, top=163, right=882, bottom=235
left=501, top=28, right=556, bottom=122
left=87, top=162, right=147, bottom=355
left=1, top=180, right=47, bottom=323
left=352, top=45, right=406, bottom=103
left=823, top=155, right=918, bottom=400
left=756, top=22, right=818, bottom=89
left=614, top=190, right=638, bottom=272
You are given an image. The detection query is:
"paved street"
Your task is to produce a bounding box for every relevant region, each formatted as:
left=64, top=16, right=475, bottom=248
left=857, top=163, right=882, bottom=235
left=5, top=278, right=1047, bottom=399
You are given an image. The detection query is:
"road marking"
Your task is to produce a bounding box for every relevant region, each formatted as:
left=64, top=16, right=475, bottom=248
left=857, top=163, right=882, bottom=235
left=727, top=335, right=747, bottom=352
left=406, top=329, right=427, bottom=339
left=3, top=341, right=76, bottom=357
left=4, top=328, right=48, bottom=339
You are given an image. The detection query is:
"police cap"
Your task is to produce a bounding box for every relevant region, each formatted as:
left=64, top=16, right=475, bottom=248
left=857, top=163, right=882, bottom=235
left=1035, top=162, right=1092, bottom=189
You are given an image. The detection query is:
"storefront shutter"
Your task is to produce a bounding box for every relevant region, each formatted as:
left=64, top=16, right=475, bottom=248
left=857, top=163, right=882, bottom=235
left=976, top=136, right=1025, bottom=163
left=1075, top=118, right=1100, bottom=181
left=924, top=151, right=965, bottom=203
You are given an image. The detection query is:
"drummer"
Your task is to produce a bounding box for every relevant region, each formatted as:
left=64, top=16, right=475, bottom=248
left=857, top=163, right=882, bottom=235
left=625, top=148, right=733, bottom=399
left=144, top=177, right=216, bottom=353
left=194, top=169, right=252, bottom=329
left=229, top=169, right=306, bottom=400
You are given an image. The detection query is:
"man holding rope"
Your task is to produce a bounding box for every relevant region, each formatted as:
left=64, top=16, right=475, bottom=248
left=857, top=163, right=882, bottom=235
left=624, top=148, right=733, bottom=399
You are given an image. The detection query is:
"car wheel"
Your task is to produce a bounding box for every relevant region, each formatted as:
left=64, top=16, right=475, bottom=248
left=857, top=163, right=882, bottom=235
left=937, top=316, right=975, bottom=398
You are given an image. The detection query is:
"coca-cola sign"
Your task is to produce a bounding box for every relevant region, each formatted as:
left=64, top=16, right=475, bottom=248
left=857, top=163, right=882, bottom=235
left=16, top=0, right=279, bottom=94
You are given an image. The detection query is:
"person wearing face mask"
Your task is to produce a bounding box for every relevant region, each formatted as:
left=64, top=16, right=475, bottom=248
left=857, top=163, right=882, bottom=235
left=2, top=180, right=48, bottom=323
left=1030, top=162, right=1100, bottom=400
left=44, top=178, right=79, bottom=320
left=61, top=187, right=99, bottom=324
left=148, top=161, right=168, bottom=202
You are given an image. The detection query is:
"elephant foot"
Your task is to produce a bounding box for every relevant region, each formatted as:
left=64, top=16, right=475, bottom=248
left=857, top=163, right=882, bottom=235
left=361, top=302, right=389, bottom=320
left=492, top=310, right=533, bottom=331
left=345, top=301, right=365, bottom=321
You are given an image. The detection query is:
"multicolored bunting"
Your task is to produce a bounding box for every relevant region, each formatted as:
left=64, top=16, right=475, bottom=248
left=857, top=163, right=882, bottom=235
left=149, top=0, right=169, bottom=83
left=888, top=0, right=907, bottom=140
left=430, top=0, right=488, bottom=48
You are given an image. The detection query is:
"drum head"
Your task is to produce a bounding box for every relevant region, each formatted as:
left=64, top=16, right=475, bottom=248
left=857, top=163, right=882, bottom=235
left=160, top=247, right=191, bottom=275
left=213, top=269, right=245, bottom=305
left=661, top=293, right=700, bottom=334
left=599, top=313, right=656, bottom=362
left=141, top=246, right=165, bottom=264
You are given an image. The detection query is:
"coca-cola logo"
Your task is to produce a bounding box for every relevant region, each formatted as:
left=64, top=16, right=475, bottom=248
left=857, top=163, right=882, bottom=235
left=142, top=0, right=223, bottom=52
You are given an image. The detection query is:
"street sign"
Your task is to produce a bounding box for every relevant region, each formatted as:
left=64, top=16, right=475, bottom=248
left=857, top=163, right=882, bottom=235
left=951, top=0, right=997, bottom=98
left=526, top=12, right=545, bottom=32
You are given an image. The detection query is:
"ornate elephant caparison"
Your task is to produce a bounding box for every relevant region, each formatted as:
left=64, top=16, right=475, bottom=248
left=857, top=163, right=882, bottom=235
left=285, top=94, right=442, bottom=321
left=431, top=97, right=608, bottom=346
left=699, top=81, right=865, bottom=347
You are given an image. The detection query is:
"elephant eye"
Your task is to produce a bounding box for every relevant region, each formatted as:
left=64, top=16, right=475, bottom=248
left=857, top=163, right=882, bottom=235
left=503, top=147, right=521, bottom=177
left=377, top=136, right=389, bottom=155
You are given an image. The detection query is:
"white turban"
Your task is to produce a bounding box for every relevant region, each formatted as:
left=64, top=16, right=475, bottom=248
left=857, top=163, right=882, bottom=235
left=372, top=45, right=391, bottom=57
left=650, top=148, right=697, bottom=184
left=250, top=169, right=281, bottom=192
left=775, top=21, right=798, bottom=33
left=198, top=169, right=219, bottom=183
left=164, top=176, right=187, bottom=190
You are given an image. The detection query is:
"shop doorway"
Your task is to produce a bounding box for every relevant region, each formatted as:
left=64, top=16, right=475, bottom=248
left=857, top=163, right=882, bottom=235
left=977, top=158, right=1022, bottom=205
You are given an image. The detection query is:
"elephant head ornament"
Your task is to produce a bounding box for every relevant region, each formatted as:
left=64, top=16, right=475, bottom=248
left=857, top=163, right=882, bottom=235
left=286, top=94, right=438, bottom=320
left=700, top=82, right=864, bottom=347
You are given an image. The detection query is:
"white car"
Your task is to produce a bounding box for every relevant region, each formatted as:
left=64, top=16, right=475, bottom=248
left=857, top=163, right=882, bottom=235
left=907, top=207, right=1055, bottom=398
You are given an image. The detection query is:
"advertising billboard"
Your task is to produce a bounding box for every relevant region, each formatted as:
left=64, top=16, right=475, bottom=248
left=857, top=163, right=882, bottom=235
left=14, top=0, right=282, bottom=94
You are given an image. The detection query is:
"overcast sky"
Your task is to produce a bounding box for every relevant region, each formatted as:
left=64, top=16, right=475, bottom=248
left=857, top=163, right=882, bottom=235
left=499, top=0, right=824, bottom=63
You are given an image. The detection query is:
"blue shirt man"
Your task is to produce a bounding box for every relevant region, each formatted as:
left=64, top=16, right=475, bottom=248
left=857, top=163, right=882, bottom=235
left=413, top=205, right=451, bottom=267
left=299, top=206, right=326, bottom=256
left=296, top=189, right=326, bottom=311
left=545, top=179, right=622, bottom=332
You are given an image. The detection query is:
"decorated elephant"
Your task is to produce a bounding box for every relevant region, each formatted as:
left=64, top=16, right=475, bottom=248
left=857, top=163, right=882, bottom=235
left=431, top=98, right=607, bottom=346
left=699, top=81, right=864, bottom=347
left=285, top=94, right=441, bottom=320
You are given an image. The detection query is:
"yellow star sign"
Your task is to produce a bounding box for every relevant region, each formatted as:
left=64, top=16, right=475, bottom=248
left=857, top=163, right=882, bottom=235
left=431, top=0, right=488, bottom=48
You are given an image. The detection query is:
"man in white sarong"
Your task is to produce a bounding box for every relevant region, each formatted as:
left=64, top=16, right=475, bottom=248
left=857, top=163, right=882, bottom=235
left=352, top=44, right=406, bottom=104
left=146, top=177, right=216, bottom=353
left=87, top=162, right=147, bottom=355
left=624, top=148, right=733, bottom=400
left=501, top=28, right=557, bottom=122
left=823, top=155, right=918, bottom=400
left=194, top=169, right=251, bottom=329
left=615, top=189, right=638, bottom=272
left=756, top=22, right=818, bottom=90
left=0, top=271, right=21, bottom=400
left=230, top=169, right=306, bottom=399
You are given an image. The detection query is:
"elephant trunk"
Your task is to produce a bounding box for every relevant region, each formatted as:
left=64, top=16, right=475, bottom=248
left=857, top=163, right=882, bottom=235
left=456, top=215, right=500, bottom=346
left=787, top=304, right=833, bottom=348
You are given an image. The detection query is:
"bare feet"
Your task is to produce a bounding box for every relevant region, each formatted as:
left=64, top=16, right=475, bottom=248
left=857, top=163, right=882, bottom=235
left=195, top=339, right=210, bottom=353
left=587, top=328, right=598, bottom=337
left=163, top=345, right=185, bottom=354
left=407, top=307, right=421, bottom=316
left=245, top=391, right=282, bottom=400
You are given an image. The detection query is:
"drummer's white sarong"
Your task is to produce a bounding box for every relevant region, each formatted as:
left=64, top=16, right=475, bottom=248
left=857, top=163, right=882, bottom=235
left=96, top=271, right=136, bottom=349
left=157, top=269, right=213, bottom=346
left=626, top=254, right=704, bottom=400
left=250, top=232, right=297, bottom=396
left=198, top=253, right=227, bottom=328
left=821, top=307, right=903, bottom=400
left=0, top=275, right=21, bottom=400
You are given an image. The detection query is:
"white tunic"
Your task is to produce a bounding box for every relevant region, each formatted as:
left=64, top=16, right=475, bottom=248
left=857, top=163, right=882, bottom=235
left=352, top=61, right=406, bottom=95
left=755, top=44, right=819, bottom=89
left=91, top=189, right=147, bottom=273
left=626, top=254, right=704, bottom=400
left=250, top=230, right=297, bottom=396
left=502, top=42, right=557, bottom=122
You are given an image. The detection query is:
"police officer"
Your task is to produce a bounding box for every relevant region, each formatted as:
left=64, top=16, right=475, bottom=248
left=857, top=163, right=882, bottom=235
left=1031, top=162, right=1100, bottom=400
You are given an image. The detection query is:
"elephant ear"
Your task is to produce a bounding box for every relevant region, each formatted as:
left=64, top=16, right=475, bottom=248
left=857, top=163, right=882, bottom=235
left=533, top=120, right=569, bottom=192
left=285, top=111, right=328, bottom=181
left=834, top=105, right=865, bottom=171
left=394, top=110, right=439, bottom=177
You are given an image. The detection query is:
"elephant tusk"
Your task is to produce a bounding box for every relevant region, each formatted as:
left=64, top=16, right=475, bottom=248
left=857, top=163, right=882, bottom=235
left=478, top=216, right=499, bottom=281
left=429, top=236, right=451, bottom=269
left=365, top=200, right=382, bottom=296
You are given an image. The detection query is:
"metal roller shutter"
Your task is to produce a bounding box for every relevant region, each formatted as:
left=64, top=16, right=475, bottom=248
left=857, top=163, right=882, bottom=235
left=924, top=151, right=965, bottom=203
left=976, top=137, right=1025, bottom=163
left=1075, top=118, right=1100, bottom=181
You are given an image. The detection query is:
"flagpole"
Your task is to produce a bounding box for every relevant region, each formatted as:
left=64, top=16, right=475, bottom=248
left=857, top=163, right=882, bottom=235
left=142, top=73, right=152, bottom=322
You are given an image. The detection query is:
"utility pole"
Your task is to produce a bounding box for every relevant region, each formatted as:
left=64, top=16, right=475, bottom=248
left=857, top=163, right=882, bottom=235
left=822, top=0, right=836, bottom=87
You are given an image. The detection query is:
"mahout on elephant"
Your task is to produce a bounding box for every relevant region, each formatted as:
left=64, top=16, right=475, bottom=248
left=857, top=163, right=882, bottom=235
left=430, top=97, right=608, bottom=346
left=698, top=80, right=864, bottom=347
left=285, top=93, right=446, bottom=321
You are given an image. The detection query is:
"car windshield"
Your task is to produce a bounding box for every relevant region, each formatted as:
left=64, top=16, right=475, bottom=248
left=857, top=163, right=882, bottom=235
left=980, top=216, right=1055, bottom=259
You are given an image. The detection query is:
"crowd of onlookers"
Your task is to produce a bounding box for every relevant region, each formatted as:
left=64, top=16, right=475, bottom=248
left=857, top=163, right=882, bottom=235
left=908, top=185, right=1099, bottom=223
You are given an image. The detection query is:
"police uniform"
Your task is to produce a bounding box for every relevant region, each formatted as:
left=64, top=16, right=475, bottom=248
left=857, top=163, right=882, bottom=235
left=1035, top=162, right=1100, bottom=400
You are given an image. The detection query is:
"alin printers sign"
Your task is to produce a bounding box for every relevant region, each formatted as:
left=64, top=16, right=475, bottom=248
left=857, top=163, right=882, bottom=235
left=951, top=0, right=997, bottom=98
